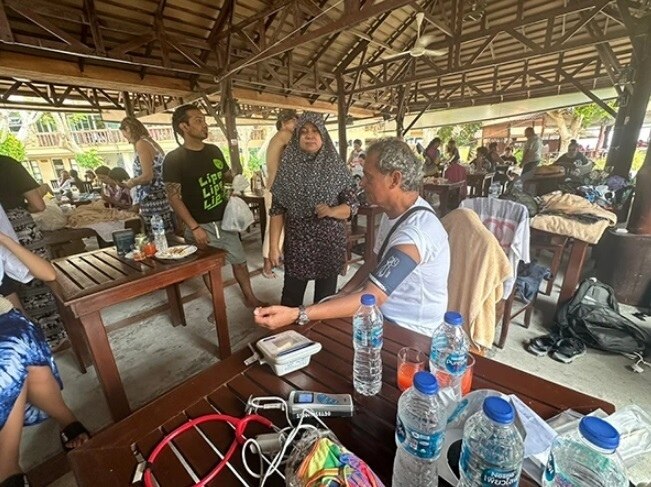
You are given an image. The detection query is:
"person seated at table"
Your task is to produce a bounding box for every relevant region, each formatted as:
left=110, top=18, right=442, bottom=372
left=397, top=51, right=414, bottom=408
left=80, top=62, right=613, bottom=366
left=553, top=139, right=592, bottom=177
left=501, top=146, right=518, bottom=165
left=254, top=139, right=450, bottom=337
left=57, top=170, right=73, bottom=192
left=94, top=166, right=132, bottom=210
left=444, top=156, right=468, bottom=199
left=69, top=170, right=85, bottom=193
left=0, top=209, right=90, bottom=487
left=423, top=137, right=441, bottom=177
left=487, top=142, right=505, bottom=167
left=443, top=139, right=461, bottom=165
left=84, top=170, right=96, bottom=184
left=469, top=146, right=495, bottom=173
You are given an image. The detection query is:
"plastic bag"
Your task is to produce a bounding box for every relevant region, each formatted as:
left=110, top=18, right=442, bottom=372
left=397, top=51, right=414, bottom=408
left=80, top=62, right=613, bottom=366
left=222, top=196, right=254, bottom=232
left=32, top=202, right=68, bottom=231
left=231, top=174, right=250, bottom=194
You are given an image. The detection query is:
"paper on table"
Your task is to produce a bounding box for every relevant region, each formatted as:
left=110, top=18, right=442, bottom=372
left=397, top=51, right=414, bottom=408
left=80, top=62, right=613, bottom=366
left=509, top=394, right=558, bottom=459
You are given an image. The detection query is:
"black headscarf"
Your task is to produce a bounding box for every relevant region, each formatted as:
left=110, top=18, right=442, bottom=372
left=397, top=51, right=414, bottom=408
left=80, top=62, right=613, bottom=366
left=271, top=112, right=353, bottom=218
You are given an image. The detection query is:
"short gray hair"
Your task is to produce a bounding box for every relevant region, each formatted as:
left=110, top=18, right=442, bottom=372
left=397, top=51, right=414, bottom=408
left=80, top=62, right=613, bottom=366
left=366, top=139, right=422, bottom=191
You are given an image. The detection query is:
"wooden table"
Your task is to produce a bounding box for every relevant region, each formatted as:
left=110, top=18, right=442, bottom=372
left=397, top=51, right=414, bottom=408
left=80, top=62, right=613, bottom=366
left=69, top=319, right=614, bottom=487
left=239, top=191, right=266, bottom=243
left=43, top=227, right=100, bottom=258
left=356, top=204, right=384, bottom=262
left=422, top=181, right=465, bottom=215
left=49, top=247, right=229, bottom=421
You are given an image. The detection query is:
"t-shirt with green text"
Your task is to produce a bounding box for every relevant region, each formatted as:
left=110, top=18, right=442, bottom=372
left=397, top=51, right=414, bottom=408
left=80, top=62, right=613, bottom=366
left=162, top=144, right=230, bottom=223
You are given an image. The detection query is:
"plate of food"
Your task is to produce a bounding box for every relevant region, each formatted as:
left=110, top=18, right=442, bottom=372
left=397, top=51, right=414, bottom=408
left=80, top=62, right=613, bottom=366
left=155, top=245, right=198, bottom=260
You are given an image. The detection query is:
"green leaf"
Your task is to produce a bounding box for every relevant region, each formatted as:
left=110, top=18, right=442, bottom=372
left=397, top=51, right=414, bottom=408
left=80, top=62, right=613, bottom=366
left=0, top=131, right=26, bottom=161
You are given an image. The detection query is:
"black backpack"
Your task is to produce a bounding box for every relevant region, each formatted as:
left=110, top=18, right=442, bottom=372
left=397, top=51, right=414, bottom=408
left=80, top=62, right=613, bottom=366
left=554, top=278, right=648, bottom=356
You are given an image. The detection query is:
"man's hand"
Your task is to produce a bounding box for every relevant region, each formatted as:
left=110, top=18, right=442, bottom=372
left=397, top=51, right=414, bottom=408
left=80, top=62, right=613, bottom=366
left=254, top=306, right=299, bottom=329
left=268, top=246, right=282, bottom=267
left=315, top=204, right=332, bottom=219
left=192, top=226, right=209, bottom=249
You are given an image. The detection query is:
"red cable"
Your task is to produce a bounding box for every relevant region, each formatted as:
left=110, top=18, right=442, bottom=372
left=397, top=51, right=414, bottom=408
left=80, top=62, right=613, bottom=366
left=143, top=413, right=274, bottom=487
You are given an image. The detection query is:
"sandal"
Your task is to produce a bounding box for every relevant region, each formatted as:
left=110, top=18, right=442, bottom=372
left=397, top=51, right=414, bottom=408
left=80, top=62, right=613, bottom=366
left=0, top=473, right=30, bottom=487
left=60, top=421, right=90, bottom=452
left=551, top=338, right=586, bottom=364
left=526, top=334, right=558, bottom=357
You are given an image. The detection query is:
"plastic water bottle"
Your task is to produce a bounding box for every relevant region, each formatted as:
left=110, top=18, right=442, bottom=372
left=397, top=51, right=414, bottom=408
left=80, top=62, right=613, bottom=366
left=488, top=182, right=501, bottom=198
left=393, top=371, right=446, bottom=487
left=429, top=311, right=469, bottom=399
left=352, top=294, right=383, bottom=396
left=543, top=417, right=628, bottom=487
left=459, top=396, right=524, bottom=487
left=151, top=214, right=168, bottom=253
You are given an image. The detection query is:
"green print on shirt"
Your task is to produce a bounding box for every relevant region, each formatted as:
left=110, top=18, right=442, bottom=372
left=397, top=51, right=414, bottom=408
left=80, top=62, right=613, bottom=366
left=199, top=171, right=223, bottom=210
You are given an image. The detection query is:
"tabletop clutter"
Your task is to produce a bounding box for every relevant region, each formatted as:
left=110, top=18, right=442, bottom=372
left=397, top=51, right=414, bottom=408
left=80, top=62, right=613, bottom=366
left=137, top=295, right=648, bottom=487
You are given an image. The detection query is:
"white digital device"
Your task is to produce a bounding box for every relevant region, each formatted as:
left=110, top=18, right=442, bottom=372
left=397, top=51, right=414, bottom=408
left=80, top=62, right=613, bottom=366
left=255, top=331, right=321, bottom=376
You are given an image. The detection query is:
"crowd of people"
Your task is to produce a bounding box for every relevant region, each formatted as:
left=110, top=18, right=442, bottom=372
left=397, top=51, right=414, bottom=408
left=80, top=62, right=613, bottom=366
left=0, top=104, right=602, bottom=485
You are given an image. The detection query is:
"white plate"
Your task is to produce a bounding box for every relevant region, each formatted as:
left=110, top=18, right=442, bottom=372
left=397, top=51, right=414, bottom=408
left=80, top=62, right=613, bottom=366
left=155, top=245, right=198, bottom=260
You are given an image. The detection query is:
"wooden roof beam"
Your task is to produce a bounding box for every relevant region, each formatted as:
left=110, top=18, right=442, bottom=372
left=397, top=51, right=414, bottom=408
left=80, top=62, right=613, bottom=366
left=0, top=51, right=195, bottom=97
left=0, top=0, right=14, bottom=42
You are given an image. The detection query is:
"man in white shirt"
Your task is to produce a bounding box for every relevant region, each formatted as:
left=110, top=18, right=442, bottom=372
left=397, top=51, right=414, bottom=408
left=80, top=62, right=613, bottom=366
left=521, top=127, right=543, bottom=175
left=254, top=139, right=450, bottom=336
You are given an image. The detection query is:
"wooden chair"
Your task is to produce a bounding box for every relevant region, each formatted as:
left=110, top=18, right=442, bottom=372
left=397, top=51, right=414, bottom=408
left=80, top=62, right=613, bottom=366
left=346, top=214, right=367, bottom=265
left=496, top=287, right=535, bottom=349
left=530, top=229, right=568, bottom=296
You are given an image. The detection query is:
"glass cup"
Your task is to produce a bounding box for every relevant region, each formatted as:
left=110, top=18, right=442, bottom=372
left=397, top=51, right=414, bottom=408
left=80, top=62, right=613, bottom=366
left=397, top=347, right=427, bottom=392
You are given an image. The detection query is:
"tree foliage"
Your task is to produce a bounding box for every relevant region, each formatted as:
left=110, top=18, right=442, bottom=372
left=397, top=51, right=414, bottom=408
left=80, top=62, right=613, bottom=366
left=547, top=101, right=616, bottom=153
left=435, top=122, right=482, bottom=147
left=0, top=131, right=26, bottom=161
left=75, top=149, right=104, bottom=169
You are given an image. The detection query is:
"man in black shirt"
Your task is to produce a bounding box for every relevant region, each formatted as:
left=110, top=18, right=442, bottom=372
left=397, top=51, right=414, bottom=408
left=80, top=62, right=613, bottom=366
left=163, top=104, right=264, bottom=308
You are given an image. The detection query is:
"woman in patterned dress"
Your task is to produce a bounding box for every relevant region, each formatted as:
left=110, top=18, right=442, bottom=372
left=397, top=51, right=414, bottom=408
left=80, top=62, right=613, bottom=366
left=0, top=156, right=66, bottom=350
left=268, top=112, right=358, bottom=306
left=0, top=206, right=89, bottom=487
left=119, top=117, right=174, bottom=236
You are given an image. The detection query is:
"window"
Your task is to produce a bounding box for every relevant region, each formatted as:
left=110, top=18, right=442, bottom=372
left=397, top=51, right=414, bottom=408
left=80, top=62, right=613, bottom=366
left=70, top=159, right=79, bottom=171
left=52, top=159, right=65, bottom=175
left=23, top=161, right=43, bottom=183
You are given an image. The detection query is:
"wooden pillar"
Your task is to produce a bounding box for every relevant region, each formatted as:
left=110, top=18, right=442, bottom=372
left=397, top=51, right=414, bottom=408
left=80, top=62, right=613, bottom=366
left=336, top=74, right=348, bottom=162
left=221, top=80, right=243, bottom=175
left=607, top=25, right=651, bottom=178
left=627, top=132, right=651, bottom=234
left=396, top=114, right=405, bottom=139
left=122, top=91, right=134, bottom=117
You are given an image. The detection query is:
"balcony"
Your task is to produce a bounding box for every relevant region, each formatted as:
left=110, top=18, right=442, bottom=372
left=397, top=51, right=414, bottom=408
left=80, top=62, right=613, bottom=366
left=34, top=127, right=227, bottom=148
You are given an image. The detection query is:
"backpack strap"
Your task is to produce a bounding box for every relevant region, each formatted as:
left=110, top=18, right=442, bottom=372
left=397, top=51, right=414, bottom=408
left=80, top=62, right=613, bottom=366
left=377, top=206, right=436, bottom=261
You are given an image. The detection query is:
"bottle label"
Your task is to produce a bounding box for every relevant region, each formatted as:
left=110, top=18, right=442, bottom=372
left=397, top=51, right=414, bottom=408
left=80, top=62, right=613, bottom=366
left=544, top=453, right=556, bottom=482
left=480, top=468, right=519, bottom=486
left=445, top=352, right=467, bottom=375
left=354, top=324, right=383, bottom=348
left=429, top=335, right=448, bottom=365
left=395, top=416, right=443, bottom=459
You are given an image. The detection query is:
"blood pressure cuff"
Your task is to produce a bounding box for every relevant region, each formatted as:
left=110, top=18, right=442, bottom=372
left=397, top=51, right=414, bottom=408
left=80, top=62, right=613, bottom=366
left=369, top=247, right=417, bottom=296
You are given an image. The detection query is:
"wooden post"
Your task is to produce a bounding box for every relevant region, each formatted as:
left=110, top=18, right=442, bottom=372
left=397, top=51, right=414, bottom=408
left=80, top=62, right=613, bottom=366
left=221, top=80, right=242, bottom=174
left=336, top=73, right=348, bottom=162
left=122, top=91, right=134, bottom=116
left=627, top=133, right=651, bottom=234
left=396, top=113, right=405, bottom=139
left=607, top=25, right=651, bottom=178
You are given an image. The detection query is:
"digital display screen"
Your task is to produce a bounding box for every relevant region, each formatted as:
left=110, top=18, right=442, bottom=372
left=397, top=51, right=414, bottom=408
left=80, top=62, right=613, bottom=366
left=297, top=393, right=313, bottom=403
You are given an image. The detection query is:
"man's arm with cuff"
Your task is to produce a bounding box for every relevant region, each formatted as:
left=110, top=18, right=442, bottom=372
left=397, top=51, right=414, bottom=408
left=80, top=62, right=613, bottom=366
left=254, top=244, right=420, bottom=328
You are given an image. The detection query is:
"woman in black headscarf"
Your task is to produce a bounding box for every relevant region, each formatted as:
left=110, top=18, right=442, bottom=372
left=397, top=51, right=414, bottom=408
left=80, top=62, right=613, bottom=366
left=268, top=112, right=358, bottom=306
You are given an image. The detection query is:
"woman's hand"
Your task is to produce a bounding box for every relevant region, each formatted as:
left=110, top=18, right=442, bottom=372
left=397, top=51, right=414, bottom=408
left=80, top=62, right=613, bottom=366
left=268, top=246, right=282, bottom=267
left=254, top=306, right=298, bottom=329
left=315, top=204, right=332, bottom=218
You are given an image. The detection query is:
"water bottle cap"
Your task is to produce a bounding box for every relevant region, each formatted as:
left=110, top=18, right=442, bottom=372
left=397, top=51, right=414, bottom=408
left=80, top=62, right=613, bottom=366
left=444, top=311, right=464, bottom=326
left=413, top=371, right=439, bottom=395
left=482, top=396, right=514, bottom=424
left=579, top=417, right=620, bottom=451
left=360, top=294, right=376, bottom=306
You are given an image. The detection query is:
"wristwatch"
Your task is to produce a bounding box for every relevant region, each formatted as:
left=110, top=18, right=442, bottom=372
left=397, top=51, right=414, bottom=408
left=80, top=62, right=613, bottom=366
left=296, top=305, right=309, bottom=326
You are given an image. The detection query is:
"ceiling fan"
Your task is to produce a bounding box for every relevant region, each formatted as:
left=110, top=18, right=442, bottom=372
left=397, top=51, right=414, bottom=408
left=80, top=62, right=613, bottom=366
left=382, top=12, right=447, bottom=61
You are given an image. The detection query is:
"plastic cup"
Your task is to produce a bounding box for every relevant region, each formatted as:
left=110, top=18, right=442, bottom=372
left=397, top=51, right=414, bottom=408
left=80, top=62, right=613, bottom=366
left=433, top=354, right=475, bottom=396
left=397, top=347, right=427, bottom=392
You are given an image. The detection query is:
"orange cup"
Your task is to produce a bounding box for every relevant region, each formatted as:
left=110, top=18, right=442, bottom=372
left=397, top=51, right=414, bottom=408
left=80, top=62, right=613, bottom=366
left=397, top=347, right=427, bottom=392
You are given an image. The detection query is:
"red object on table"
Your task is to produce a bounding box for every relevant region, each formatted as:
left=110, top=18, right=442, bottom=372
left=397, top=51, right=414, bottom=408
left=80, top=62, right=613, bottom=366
left=397, top=363, right=422, bottom=391
left=69, top=318, right=615, bottom=487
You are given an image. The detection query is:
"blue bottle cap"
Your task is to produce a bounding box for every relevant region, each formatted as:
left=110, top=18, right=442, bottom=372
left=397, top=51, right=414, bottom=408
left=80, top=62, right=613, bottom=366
left=444, top=311, right=464, bottom=326
left=413, top=371, right=439, bottom=395
left=579, top=417, right=620, bottom=451
left=483, top=397, right=515, bottom=425
left=361, top=294, right=376, bottom=306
